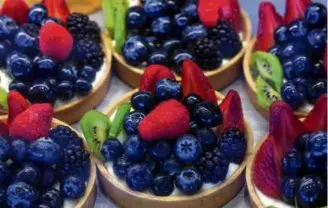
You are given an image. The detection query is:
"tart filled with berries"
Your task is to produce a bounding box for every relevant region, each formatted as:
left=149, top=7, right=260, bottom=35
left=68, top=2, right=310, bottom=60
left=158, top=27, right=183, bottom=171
left=0, top=0, right=111, bottom=124
left=246, top=94, right=327, bottom=208
left=104, top=0, right=251, bottom=89
left=0, top=90, right=96, bottom=208
left=244, top=0, right=327, bottom=118
left=80, top=60, right=253, bottom=208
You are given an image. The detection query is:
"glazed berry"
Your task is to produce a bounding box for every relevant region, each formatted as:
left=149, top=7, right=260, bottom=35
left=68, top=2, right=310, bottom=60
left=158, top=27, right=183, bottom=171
left=162, top=38, right=181, bottom=55
left=308, top=79, right=327, bottom=102
left=155, top=78, right=182, bottom=101
left=281, top=81, right=306, bottom=109
left=39, top=188, right=63, bottom=208
left=123, top=134, right=147, bottom=161
left=144, top=156, right=157, bottom=173
left=173, top=13, right=189, bottom=33
left=293, top=78, right=311, bottom=100
left=60, top=175, right=86, bottom=199
left=305, top=3, right=327, bottom=28
left=172, top=49, right=194, bottom=74
left=49, top=125, right=81, bottom=149
left=27, top=137, right=61, bottom=166
left=161, top=156, right=181, bottom=177
left=28, top=82, right=55, bottom=104
left=131, top=91, right=155, bottom=113
left=196, top=147, right=229, bottom=183
left=268, top=45, right=281, bottom=57
left=182, top=24, right=208, bottom=43
left=122, top=35, right=149, bottom=66
left=127, top=6, right=147, bottom=31
left=174, top=134, right=202, bottom=163
left=0, top=135, right=11, bottom=161
left=295, top=133, right=312, bottom=152
left=175, top=168, right=203, bottom=195
left=78, top=65, right=96, bottom=82
left=14, top=24, right=40, bottom=56
left=193, top=101, right=223, bottom=128
left=303, top=151, right=322, bottom=174
left=9, top=80, right=29, bottom=96
left=34, top=56, right=58, bottom=77
left=315, top=177, right=327, bottom=206
left=288, top=20, right=308, bottom=39
left=151, top=16, right=172, bottom=37
left=282, top=149, right=303, bottom=176
left=15, top=163, right=40, bottom=186
left=144, top=0, right=168, bottom=19
left=293, top=55, right=312, bottom=77
left=7, top=52, right=33, bottom=81
left=0, top=187, right=5, bottom=206
left=149, top=140, right=171, bottom=160
left=218, top=129, right=247, bottom=164
left=188, top=120, right=200, bottom=135
left=296, top=176, right=322, bottom=208
left=39, top=167, right=56, bottom=188
left=57, top=81, right=75, bottom=100
left=151, top=175, right=174, bottom=196
left=181, top=0, right=198, bottom=20
left=7, top=182, right=38, bottom=208
left=147, top=49, right=169, bottom=66
left=307, top=131, right=327, bottom=158
left=101, top=139, right=123, bottom=161
left=0, top=15, right=18, bottom=40
left=0, top=41, right=10, bottom=66
left=11, top=139, right=28, bottom=162
left=41, top=17, right=64, bottom=26
left=75, top=79, right=92, bottom=95
left=182, top=93, right=202, bottom=114
left=281, top=177, right=300, bottom=205
left=279, top=42, right=308, bottom=60
left=58, top=65, right=76, bottom=82
left=0, top=161, right=9, bottom=183
left=113, top=155, right=133, bottom=178
left=312, top=60, right=326, bottom=78
left=123, top=111, right=145, bottom=135
left=274, top=25, right=290, bottom=43
left=282, top=60, right=295, bottom=80
left=145, top=36, right=158, bottom=52
left=28, top=4, right=48, bottom=25
left=307, top=29, right=327, bottom=52
left=126, top=164, right=153, bottom=192
left=73, top=39, right=104, bottom=69
left=166, top=0, right=179, bottom=15
left=196, top=128, right=217, bottom=150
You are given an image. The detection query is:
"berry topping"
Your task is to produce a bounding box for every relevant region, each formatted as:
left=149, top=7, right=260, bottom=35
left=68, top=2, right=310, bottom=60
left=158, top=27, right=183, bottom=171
left=281, top=177, right=300, bottom=205
left=131, top=91, right=155, bottom=113
left=7, top=182, right=38, bottom=208
left=113, top=155, right=133, bottom=179
left=7, top=91, right=30, bottom=125
left=284, top=0, right=311, bottom=24
left=123, top=134, right=147, bottom=161
left=149, top=140, right=172, bottom=161
left=304, top=94, right=327, bottom=132
left=151, top=175, right=174, bottom=196
left=154, top=78, right=182, bottom=101
left=281, top=149, right=303, bottom=176
left=174, top=134, right=202, bottom=163
left=123, top=111, right=145, bottom=135
left=175, top=168, right=203, bottom=195
left=193, top=101, right=223, bottom=128
left=126, top=164, right=153, bottom=192
left=0, top=0, right=29, bottom=25
left=60, top=175, right=85, bottom=199
left=101, top=139, right=123, bottom=161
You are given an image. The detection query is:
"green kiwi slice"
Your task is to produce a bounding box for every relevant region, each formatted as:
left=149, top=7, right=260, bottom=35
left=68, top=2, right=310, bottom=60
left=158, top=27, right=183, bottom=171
left=102, top=0, right=116, bottom=36
left=256, top=76, right=281, bottom=110
left=0, top=87, right=8, bottom=111
left=114, top=1, right=128, bottom=52
left=80, top=110, right=111, bottom=157
left=109, top=102, right=131, bottom=139
left=251, top=51, right=283, bottom=91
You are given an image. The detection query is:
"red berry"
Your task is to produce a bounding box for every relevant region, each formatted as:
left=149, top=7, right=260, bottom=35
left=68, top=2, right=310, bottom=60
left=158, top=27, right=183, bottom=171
left=139, top=65, right=175, bottom=92
left=0, top=0, right=29, bottom=25
left=7, top=91, right=30, bottom=125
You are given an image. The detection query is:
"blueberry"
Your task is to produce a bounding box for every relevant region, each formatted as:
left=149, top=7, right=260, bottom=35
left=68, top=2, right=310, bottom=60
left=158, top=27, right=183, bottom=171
left=268, top=45, right=281, bottom=57
left=282, top=59, right=296, bottom=80
left=307, top=28, right=327, bottom=52
left=78, top=65, right=96, bottom=82
left=188, top=120, right=200, bottom=135
left=166, top=0, right=179, bottom=15
left=181, top=0, right=198, bottom=20
left=27, top=137, right=61, bottom=166
left=274, top=25, right=290, bottom=43
left=293, top=77, right=312, bottom=100
left=28, top=4, right=48, bottom=25
left=34, top=56, right=58, bottom=77
left=312, top=60, right=326, bottom=78
left=113, top=155, right=133, bottom=178
left=45, top=77, right=58, bottom=93
left=303, top=151, right=322, bottom=174
left=296, top=176, right=322, bottom=208
left=172, top=49, right=194, bottom=74
left=175, top=168, right=203, bottom=195
left=295, top=133, right=312, bottom=152
left=122, top=35, right=149, bottom=66
left=182, top=24, right=208, bottom=43
left=0, top=187, right=5, bottom=206
left=144, top=0, right=168, bottom=19
left=145, top=36, right=158, bottom=52
left=315, top=176, right=327, bottom=206
left=196, top=128, right=217, bottom=150
left=193, top=101, right=223, bottom=128
left=60, top=175, right=85, bottom=199
left=127, top=6, right=147, bottom=31
left=9, top=80, right=29, bottom=96
left=0, top=136, right=11, bottom=161
left=280, top=42, right=307, bottom=60
left=173, top=13, right=189, bottom=33
left=281, top=177, right=300, bottom=205
left=182, top=93, right=202, bottom=114
left=14, top=163, right=40, bottom=186
left=123, top=134, right=147, bottom=161
left=288, top=20, right=308, bottom=39
left=131, top=91, right=155, bottom=113
left=151, top=16, right=172, bottom=37
left=162, top=38, right=182, bottom=55
left=305, top=3, right=327, bottom=28
left=147, top=49, right=169, bottom=66
left=28, top=82, right=56, bottom=104
left=161, top=155, right=181, bottom=177
left=49, top=125, right=80, bottom=149
left=14, top=24, right=40, bottom=56
left=0, top=41, right=10, bottom=66
left=174, top=134, right=202, bottom=163
left=149, top=140, right=171, bottom=160
left=151, top=175, right=174, bottom=196
left=58, top=65, right=76, bottom=82
left=39, top=188, right=63, bottom=208
left=126, top=164, right=153, bottom=191
left=144, top=156, right=157, bottom=173
left=155, top=78, right=182, bottom=101
left=0, top=15, right=18, bottom=40
left=281, top=81, right=306, bottom=109
left=0, top=161, right=9, bottom=183
left=7, top=52, right=33, bottom=81
left=123, top=111, right=145, bottom=135
left=75, top=79, right=92, bottom=95
left=308, top=79, right=327, bottom=102
left=282, top=149, right=303, bottom=176
left=307, top=131, right=327, bottom=158
left=41, top=17, right=64, bottom=26
left=39, top=167, right=56, bottom=188
left=101, top=139, right=123, bottom=161
left=7, top=182, right=38, bottom=207
left=57, top=81, right=75, bottom=100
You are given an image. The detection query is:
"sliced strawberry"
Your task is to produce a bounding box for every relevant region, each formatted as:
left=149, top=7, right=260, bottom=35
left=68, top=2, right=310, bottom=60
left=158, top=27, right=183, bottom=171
left=256, top=2, right=283, bottom=52
left=139, top=65, right=175, bottom=92
left=252, top=135, right=282, bottom=199
left=219, top=90, right=244, bottom=131
left=181, top=59, right=217, bottom=104
left=55, top=0, right=70, bottom=22
left=283, top=0, right=311, bottom=24
left=269, top=101, right=307, bottom=153
left=304, top=94, right=327, bottom=132
left=0, top=121, right=9, bottom=136
left=7, top=91, right=30, bottom=125
left=43, top=0, right=56, bottom=17
left=324, top=45, right=327, bottom=73
left=218, top=0, right=242, bottom=32
left=0, top=0, right=29, bottom=25
left=198, top=0, right=221, bottom=28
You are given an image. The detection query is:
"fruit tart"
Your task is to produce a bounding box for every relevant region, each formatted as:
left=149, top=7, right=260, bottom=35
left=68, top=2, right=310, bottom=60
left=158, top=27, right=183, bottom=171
left=243, top=0, right=327, bottom=118
left=0, top=90, right=96, bottom=208
left=80, top=60, right=254, bottom=208
left=246, top=94, right=327, bottom=208
left=0, top=0, right=112, bottom=124
left=104, top=0, right=251, bottom=89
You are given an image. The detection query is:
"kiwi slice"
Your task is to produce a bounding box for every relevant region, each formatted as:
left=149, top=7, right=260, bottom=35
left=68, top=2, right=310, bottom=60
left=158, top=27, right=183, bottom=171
left=114, top=1, right=128, bottom=52
left=109, top=102, right=131, bottom=139
left=0, top=87, right=7, bottom=111
left=80, top=110, right=111, bottom=157
left=256, top=76, right=281, bottom=110
left=251, top=51, right=283, bottom=91
left=102, top=0, right=116, bottom=36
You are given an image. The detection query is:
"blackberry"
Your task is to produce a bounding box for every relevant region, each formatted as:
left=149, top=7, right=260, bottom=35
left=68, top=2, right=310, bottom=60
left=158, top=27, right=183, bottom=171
left=72, top=39, right=104, bottom=69
left=195, top=147, right=229, bottom=184
left=217, top=128, right=247, bottom=164
left=66, top=13, right=101, bottom=44
left=210, top=21, right=242, bottom=59
left=188, top=37, right=222, bottom=70
left=49, top=125, right=83, bottom=149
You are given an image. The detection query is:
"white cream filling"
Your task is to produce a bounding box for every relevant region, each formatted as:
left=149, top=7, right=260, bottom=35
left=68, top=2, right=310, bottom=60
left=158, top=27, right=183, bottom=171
left=255, top=187, right=294, bottom=208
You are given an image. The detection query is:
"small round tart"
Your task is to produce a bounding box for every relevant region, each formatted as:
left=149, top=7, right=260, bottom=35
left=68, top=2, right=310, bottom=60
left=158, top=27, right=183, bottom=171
left=0, top=116, right=97, bottom=208
left=111, top=2, right=252, bottom=89
left=96, top=89, right=254, bottom=208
